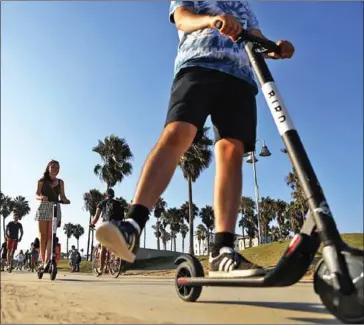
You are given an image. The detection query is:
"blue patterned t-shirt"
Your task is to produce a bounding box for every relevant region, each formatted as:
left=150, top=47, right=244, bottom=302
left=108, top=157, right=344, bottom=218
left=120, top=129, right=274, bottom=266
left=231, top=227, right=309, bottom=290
left=169, top=1, right=260, bottom=91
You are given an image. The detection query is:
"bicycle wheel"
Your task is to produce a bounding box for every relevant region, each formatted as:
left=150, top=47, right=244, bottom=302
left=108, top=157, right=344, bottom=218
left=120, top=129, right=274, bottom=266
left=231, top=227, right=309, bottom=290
left=108, top=253, right=126, bottom=279
left=91, top=247, right=101, bottom=277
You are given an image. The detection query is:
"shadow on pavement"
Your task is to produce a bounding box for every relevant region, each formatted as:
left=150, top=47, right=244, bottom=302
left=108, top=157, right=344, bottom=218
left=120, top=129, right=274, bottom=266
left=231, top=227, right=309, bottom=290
left=57, top=278, right=172, bottom=286
left=57, top=278, right=99, bottom=283
left=199, top=300, right=329, bottom=314
left=288, top=317, right=341, bottom=324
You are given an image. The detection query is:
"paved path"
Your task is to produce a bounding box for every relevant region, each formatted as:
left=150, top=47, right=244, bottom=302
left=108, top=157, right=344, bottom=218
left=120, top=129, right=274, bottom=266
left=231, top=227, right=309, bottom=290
left=1, top=272, right=339, bottom=324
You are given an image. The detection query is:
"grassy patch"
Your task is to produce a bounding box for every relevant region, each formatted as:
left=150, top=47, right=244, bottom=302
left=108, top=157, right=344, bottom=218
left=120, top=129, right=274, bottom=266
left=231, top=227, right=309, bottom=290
left=199, top=233, right=363, bottom=277
left=57, top=233, right=363, bottom=275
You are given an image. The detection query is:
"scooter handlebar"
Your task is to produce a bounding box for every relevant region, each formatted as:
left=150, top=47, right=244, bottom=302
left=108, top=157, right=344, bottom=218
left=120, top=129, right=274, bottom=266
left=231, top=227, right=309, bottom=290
left=214, top=20, right=281, bottom=54
left=56, top=200, right=70, bottom=205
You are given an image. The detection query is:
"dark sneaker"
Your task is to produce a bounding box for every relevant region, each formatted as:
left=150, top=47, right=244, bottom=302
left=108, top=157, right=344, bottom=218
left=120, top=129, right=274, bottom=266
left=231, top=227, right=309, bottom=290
left=96, top=219, right=140, bottom=263
left=208, top=247, right=266, bottom=278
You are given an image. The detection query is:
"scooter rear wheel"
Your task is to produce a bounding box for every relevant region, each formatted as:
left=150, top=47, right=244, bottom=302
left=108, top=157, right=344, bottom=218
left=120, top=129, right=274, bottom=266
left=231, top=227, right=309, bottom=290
left=314, top=254, right=364, bottom=324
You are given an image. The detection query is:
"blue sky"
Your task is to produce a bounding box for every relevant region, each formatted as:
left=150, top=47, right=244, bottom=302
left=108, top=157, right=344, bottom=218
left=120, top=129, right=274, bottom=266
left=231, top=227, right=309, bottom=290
left=1, top=1, right=363, bottom=253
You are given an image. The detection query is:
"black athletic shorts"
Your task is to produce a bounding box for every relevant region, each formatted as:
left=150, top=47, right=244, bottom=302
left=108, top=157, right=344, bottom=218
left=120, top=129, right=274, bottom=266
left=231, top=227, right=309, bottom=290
left=165, top=66, right=257, bottom=152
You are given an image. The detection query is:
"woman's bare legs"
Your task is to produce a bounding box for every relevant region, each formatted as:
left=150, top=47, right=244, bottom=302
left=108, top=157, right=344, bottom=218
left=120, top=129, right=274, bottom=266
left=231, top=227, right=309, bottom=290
left=46, top=221, right=52, bottom=262
left=38, top=221, right=50, bottom=264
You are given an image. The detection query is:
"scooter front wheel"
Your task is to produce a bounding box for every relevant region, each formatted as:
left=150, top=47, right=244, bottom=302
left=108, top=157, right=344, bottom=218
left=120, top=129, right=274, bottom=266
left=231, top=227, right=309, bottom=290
left=50, top=264, right=57, bottom=281
left=37, top=268, right=44, bottom=279
left=175, top=255, right=205, bottom=303
left=314, top=253, right=364, bottom=324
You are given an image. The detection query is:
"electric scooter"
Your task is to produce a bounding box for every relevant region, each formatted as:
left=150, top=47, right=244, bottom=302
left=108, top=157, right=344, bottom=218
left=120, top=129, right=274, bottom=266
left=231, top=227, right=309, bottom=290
left=37, top=200, right=69, bottom=281
left=174, top=21, right=364, bottom=324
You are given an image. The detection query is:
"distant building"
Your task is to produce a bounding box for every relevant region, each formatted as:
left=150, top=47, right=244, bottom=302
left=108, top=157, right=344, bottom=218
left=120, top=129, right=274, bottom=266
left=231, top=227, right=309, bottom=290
left=194, top=233, right=261, bottom=256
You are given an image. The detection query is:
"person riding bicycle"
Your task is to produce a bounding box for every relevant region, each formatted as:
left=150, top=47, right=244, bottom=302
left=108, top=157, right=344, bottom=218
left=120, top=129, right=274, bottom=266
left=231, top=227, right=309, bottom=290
left=90, top=188, right=125, bottom=275
left=6, top=213, right=24, bottom=271
left=96, top=1, right=294, bottom=278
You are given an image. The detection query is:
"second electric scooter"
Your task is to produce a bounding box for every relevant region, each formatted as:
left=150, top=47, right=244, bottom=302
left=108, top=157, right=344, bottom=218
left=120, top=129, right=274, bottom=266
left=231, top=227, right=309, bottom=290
left=37, top=200, right=69, bottom=281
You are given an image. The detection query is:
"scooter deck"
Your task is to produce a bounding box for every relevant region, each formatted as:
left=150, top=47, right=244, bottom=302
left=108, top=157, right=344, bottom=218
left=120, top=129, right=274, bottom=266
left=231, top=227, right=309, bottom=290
left=177, top=275, right=266, bottom=287
left=177, top=264, right=306, bottom=288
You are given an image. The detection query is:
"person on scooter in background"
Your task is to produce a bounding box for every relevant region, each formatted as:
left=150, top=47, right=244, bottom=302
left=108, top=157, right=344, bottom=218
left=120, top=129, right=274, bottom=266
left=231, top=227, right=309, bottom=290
left=55, top=237, right=61, bottom=265
left=97, top=1, right=294, bottom=278
left=6, top=213, right=23, bottom=271
left=91, top=188, right=125, bottom=275
left=35, top=160, right=70, bottom=271
left=30, top=237, right=40, bottom=272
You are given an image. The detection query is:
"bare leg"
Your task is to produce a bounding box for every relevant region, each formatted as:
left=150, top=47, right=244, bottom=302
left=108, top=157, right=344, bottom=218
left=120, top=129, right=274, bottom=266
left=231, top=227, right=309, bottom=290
left=100, top=246, right=107, bottom=271
left=96, top=122, right=198, bottom=263
left=7, top=250, right=13, bottom=267
left=46, top=221, right=52, bottom=262
left=213, top=138, right=244, bottom=233
left=133, top=121, right=197, bottom=209
left=38, top=221, right=49, bottom=264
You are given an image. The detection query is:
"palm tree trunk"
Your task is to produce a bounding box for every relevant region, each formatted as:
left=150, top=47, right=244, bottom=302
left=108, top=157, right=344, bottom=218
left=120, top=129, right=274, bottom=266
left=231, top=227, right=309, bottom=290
left=182, top=238, right=185, bottom=253
left=86, top=215, right=91, bottom=261
left=242, top=223, right=246, bottom=249
left=66, top=237, right=69, bottom=259
left=90, top=230, right=94, bottom=261
left=174, top=236, right=177, bottom=252
left=188, top=176, right=194, bottom=256
left=207, top=232, right=210, bottom=255
left=77, top=239, right=79, bottom=251
left=156, top=220, right=160, bottom=250
left=170, top=235, right=173, bottom=251
left=143, top=228, right=146, bottom=248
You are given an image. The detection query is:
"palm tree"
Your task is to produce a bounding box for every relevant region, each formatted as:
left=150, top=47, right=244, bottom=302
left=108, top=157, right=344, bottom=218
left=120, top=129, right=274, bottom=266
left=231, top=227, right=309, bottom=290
left=179, top=223, right=189, bottom=253
left=153, top=197, right=167, bottom=250
left=12, top=196, right=31, bottom=220
left=179, top=127, right=213, bottom=255
left=0, top=193, right=14, bottom=240
left=239, top=196, right=255, bottom=249
left=160, top=227, right=171, bottom=251
left=285, top=169, right=308, bottom=219
left=259, top=196, right=276, bottom=243
left=164, top=208, right=182, bottom=251
left=244, top=212, right=258, bottom=248
left=83, top=189, right=104, bottom=260
left=195, top=224, right=207, bottom=256
left=72, top=224, right=85, bottom=250
left=179, top=201, right=199, bottom=224
left=273, top=199, right=288, bottom=239
left=152, top=224, right=162, bottom=248
left=63, top=223, right=74, bottom=258
left=286, top=201, right=303, bottom=234
left=270, top=226, right=281, bottom=242
left=93, top=134, right=133, bottom=189
left=199, top=206, right=214, bottom=254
